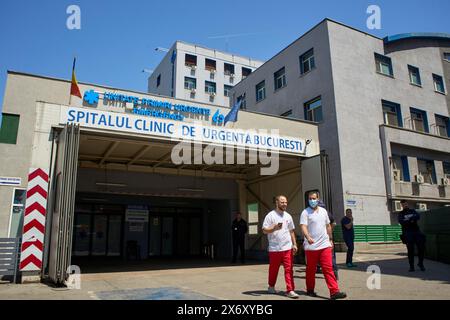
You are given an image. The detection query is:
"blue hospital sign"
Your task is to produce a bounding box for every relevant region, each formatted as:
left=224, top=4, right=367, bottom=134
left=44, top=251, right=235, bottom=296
left=60, top=106, right=306, bottom=155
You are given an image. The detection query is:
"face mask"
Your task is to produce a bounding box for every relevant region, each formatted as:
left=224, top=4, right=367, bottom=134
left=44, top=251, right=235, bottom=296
left=309, top=199, right=319, bottom=208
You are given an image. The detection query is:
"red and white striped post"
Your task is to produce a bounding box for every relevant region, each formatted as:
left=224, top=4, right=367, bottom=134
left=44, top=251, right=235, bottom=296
left=19, top=168, right=49, bottom=272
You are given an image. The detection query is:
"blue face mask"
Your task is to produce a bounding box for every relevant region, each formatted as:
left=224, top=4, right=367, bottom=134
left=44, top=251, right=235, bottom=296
left=309, top=199, right=319, bottom=208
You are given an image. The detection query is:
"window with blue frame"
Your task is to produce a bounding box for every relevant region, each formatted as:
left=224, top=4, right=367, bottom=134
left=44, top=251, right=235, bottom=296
left=410, top=108, right=429, bottom=133
left=304, top=97, right=322, bottom=122
left=382, top=100, right=402, bottom=127
left=417, top=159, right=437, bottom=184
left=443, top=162, right=450, bottom=176
left=435, top=115, right=450, bottom=137
left=392, top=155, right=410, bottom=182
left=255, top=80, right=266, bottom=102
left=408, top=65, right=421, bottom=86
left=433, top=74, right=445, bottom=93
left=375, top=53, right=394, bottom=76
left=300, top=49, right=315, bottom=74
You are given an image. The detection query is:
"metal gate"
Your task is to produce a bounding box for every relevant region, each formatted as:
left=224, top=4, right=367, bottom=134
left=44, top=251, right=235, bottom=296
left=48, top=124, right=80, bottom=285
left=301, top=152, right=332, bottom=211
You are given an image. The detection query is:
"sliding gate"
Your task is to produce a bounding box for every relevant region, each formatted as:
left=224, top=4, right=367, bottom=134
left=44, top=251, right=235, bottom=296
left=47, top=124, right=80, bottom=285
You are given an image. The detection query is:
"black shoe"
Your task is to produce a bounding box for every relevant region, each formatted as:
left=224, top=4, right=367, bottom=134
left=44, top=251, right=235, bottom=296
left=306, top=290, right=318, bottom=297
left=408, top=267, right=415, bottom=272
left=418, top=264, right=425, bottom=271
left=330, top=292, right=347, bottom=300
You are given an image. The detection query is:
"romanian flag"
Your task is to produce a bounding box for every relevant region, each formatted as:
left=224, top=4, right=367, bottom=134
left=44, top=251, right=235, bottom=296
left=70, top=58, right=82, bottom=99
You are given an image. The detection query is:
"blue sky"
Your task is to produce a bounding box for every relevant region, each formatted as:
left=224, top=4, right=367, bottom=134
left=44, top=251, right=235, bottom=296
left=0, top=0, right=449, bottom=108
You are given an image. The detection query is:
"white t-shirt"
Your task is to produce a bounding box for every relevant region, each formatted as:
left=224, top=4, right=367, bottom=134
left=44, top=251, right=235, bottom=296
left=262, top=210, right=295, bottom=252
left=299, top=206, right=331, bottom=251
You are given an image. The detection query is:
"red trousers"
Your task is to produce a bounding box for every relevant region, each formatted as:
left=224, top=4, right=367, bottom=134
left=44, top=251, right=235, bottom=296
left=268, top=249, right=294, bottom=293
left=305, top=247, right=339, bottom=296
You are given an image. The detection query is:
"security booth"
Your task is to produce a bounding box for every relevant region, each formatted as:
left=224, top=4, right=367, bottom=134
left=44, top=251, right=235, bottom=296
left=0, top=72, right=325, bottom=285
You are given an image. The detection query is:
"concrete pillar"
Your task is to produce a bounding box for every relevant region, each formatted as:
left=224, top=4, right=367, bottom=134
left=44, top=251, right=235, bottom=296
left=435, top=161, right=444, bottom=183
left=407, top=157, right=419, bottom=180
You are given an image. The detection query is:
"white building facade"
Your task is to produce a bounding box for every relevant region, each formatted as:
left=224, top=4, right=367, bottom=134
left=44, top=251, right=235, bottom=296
left=231, top=19, right=450, bottom=226
left=148, top=41, right=264, bottom=107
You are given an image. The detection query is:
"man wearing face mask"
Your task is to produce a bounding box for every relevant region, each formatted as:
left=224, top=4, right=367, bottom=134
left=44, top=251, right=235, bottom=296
left=300, top=191, right=347, bottom=300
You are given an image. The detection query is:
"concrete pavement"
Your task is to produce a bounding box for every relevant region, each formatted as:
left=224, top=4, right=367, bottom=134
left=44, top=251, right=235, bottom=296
left=1, top=246, right=449, bottom=300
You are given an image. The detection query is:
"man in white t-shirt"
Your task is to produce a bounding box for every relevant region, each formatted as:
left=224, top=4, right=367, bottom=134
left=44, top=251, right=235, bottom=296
left=300, top=191, right=347, bottom=300
left=262, top=195, right=299, bottom=299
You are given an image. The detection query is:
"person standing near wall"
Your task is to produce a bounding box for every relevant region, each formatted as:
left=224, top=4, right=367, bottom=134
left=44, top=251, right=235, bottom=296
left=341, top=209, right=356, bottom=268
left=300, top=191, right=347, bottom=300
left=262, top=195, right=299, bottom=299
left=398, top=200, right=426, bottom=272
left=231, top=212, right=248, bottom=264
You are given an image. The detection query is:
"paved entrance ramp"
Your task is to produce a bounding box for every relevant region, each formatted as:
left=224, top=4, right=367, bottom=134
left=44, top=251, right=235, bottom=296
left=95, top=287, right=217, bottom=300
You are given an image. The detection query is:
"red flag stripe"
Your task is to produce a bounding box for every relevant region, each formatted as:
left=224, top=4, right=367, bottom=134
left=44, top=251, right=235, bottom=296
left=20, top=254, right=42, bottom=270
left=28, top=169, right=49, bottom=182
left=22, top=239, right=44, bottom=252
left=26, top=185, right=48, bottom=199
left=25, top=202, right=46, bottom=216
left=23, top=219, right=45, bottom=234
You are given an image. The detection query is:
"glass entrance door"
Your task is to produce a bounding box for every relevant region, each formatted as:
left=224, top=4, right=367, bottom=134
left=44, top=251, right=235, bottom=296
left=91, top=215, right=107, bottom=256
left=161, top=217, right=174, bottom=256
left=107, top=215, right=122, bottom=256
left=73, top=214, right=91, bottom=256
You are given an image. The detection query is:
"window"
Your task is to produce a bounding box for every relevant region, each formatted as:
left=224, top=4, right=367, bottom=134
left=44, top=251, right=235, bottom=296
left=274, top=67, right=287, bottom=90
left=184, top=77, right=196, bottom=90
left=280, top=109, right=293, bottom=117
left=205, top=58, right=216, bottom=71
left=205, top=81, right=216, bottom=94
left=0, top=113, right=20, bottom=144
left=156, top=74, right=161, bottom=87
left=410, top=108, right=429, bottom=133
left=408, top=65, right=421, bottom=86
left=224, top=85, right=233, bottom=97
left=9, top=188, right=26, bottom=237
left=185, top=54, right=197, bottom=67
left=392, top=155, right=410, bottom=182
left=435, top=115, right=449, bottom=137
left=382, top=100, right=402, bottom=127
left=300, top=49, right=315, bottom=74
left=304, top=97, right=323, bottom=122
left=237, top=94, right=246, bottom=110
left=255, top=80, right=266, bottom=102
left=444, top=162, right=450, bottom=176
left=224, top=63, right=235, bottom=76
left=374, top=53, right=394, bottom=76
left=417, top=159, right=437, bottom=184
left=242, top=67, right=252, bottom=78
left=444, top=52, right=450, bottom=62
left=433, top=74, right=445, bottom=93
left=247, top=203, right=259, bottom=235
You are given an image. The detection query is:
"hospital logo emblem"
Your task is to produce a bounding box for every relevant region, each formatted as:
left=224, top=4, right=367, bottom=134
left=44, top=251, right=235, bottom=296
left=83, top=90, right=99, bottom=105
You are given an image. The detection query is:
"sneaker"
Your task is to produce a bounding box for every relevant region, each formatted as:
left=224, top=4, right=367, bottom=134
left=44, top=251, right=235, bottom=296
left=330, top=292, right=347, bottom=300
left=346, top=263, right=357, bottom=268
left=418, top=264, right=426, bottom=271
left=268, top=286, right=276, bottom=294
left=408, top=267, right=415, bottom=272
left=306, top=290, right=318, bottom=297
left=286, top=291, right=299, bottom=299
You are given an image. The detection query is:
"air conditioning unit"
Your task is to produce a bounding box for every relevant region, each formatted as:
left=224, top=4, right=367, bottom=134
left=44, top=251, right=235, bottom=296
left=393, top=200, right=403, bottom=212
left=416, top=203, right=427, bottom=211
left=415, top=174, right=424, bottom=184
left=441, top=177, right=450, bottom=186
left=393, top=169, right=401, bottom=182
